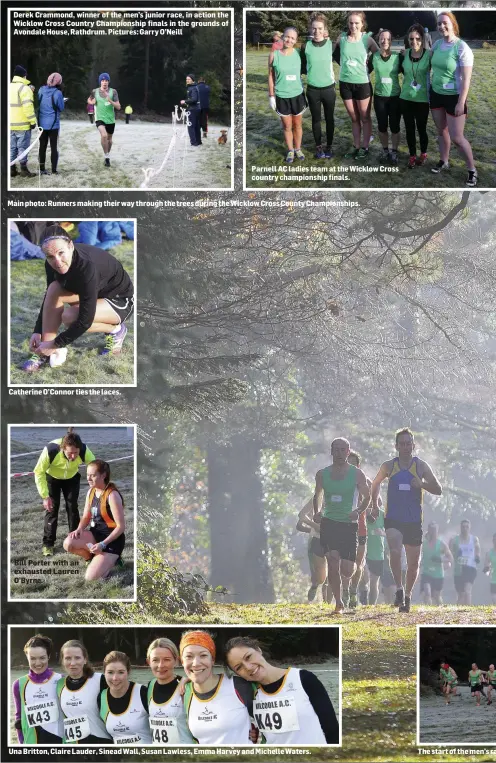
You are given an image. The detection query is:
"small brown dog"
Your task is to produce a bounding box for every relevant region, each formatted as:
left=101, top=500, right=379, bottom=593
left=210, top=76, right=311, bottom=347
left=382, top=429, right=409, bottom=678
left=218, top=130, right=228, bottom=145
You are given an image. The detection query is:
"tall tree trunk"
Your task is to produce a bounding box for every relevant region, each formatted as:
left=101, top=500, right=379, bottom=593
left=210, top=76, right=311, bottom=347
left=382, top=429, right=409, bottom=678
left=208, top=436, right=274, bottom=603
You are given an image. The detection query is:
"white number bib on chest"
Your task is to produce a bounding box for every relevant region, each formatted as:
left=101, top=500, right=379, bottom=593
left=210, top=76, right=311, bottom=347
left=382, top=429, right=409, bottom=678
left=64, top=715, right=90, bottom=741
left=25, top=699, right=59, bottom=727
left=442, top=82, right=454, bottom=90
left=399, top=483, right=411, bottom=491
left=150, top=717, right=180, bottom=745
left=253, top=695, right=300, bottom=733
left=114, top=734, right=143, bottom=745
left=285, top=74, right=296, bottom=81
left=331, top=494, right=342, bottom=502
left=381, top=77, right=392, bottom=84
left=348, top=60, right=357, bottom=67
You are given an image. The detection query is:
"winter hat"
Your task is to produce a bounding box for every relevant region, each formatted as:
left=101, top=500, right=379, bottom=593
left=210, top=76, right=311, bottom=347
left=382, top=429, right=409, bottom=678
left=47, top=72, right=62, bottom=87
left=98, top=72, right=110, bottom=84
left=186, top=73, right=196, bottom=81
left=14, top=65, right=27, bottom=77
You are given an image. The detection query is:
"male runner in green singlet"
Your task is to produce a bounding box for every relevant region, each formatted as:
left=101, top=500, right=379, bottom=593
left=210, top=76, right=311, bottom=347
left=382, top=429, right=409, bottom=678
left=483, top=532, right=496, bottom=605
left=87, top=73, right=121, bottom=167
left=420, top=522, right=453, bottom=605
left=313, top=437, right=370, bottom=613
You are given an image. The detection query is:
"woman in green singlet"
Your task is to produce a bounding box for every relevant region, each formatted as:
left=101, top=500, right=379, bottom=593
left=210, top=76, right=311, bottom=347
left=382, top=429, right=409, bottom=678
left=420, top=522, right=453, bottom=605
left=335, top=11, right=378, bottom=161
left=268, top=27, right=307, bottom=164
left=399, top=24, right=431, bottom=170
left=300, top=13, right=336, bottom=159
left=430, top=12, right=477, bottom=187
left=370, top=29, right=403, bottom=165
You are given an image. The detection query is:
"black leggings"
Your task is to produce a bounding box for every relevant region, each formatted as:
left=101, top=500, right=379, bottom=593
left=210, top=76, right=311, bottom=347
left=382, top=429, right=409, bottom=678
left=374, top=95, right=401, bottom=135
left=306, top=84, right=336, bottom=147
left=400, top=100, right=429, bottom=156
left=39, top=128, right=59, bottom=171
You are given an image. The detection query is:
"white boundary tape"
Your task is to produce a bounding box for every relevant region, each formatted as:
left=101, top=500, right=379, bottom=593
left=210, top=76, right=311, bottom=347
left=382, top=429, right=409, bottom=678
left=10, top=126, right=43, bottom=165
left=10, top=454, right=134, bottom=478
left=140, top=105, right=190, bottom=188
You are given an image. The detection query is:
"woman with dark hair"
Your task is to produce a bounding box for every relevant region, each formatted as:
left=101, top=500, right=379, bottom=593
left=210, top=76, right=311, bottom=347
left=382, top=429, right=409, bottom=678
left=21, top=223, right=134, bottom=373
left=225, top=636, right=339, bottom=745
left=63, top=459, right=125, bottom=581
left=33, top=428, right=96, bottom=557
left=399, top=23, right=431, bottom=169
left=268, top=27, right=307, bottom=164
left=335, top=11, right=378, bottom=161
left=300, top=13, right=336, bottom=159
left=430, top=11, right=477, bottom=186
left=98, top=651, right=152, bottom=743
left=37, top=72, right=65, bottom=175
left=57, top=640, right=111, bottom=743
left=12, top=635, right=63, bottom=744
left=370, top=29, right=403, bottom=165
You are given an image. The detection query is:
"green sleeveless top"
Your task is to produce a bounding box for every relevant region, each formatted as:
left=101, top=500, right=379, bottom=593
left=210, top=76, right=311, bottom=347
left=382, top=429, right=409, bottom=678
left=469, top=670, right=482, bottom=686
left=372, top=51, right=401, bottom=97
left=422, top=538, right=444, bottom=579
left=489, top=549, right=496, bottom=584
left=305, top=39, right=335, bottom=87
left=93, top=88, right=116, bottom=124
left=322, top=464, right=357, bottom=522
left=431, top=39, right=462, bottom=96
left=272, top=49, right=303, bottom=98
left=339, top=33, right=369, bottom=85
left=400, top=50, right=430, bottom=103
left=366, top=508, right=385, bottom=561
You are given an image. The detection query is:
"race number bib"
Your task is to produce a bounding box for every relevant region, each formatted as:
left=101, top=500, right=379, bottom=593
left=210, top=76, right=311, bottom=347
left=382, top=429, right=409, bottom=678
left=25, top=700, right=59, bottom=727
left=381, top=77, right=392, bottom=84
left=64, top=715, right=91, bottom=742
left=253, top=695, right=300, bottom=734
left=149, top=717, right=180, bottom=745
left=114, top=734, right=142, bottom=745
left=442, top=83, right=454, bottom=90
left=285, top=75, right=296, bottom=81
left=398, top=484, right=411, bottom=491
left=459, top=556, right=469, bottom=566
left=331, top=494, right=342, bottom=502
left=348, top=60, right=357, bottom=67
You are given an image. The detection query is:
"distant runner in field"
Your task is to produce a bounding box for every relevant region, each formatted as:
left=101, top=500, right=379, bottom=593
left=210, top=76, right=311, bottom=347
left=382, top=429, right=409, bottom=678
left=449, top=519, right=480, bottom=605
left=483, top=532, right=496, bottom=605
left=347, top=450, right=370, bottom=609
left=313, top=437, right=370, bottom=613
left=420, top=522, right=453, bottom=605
left=365, top=502, right=386, bottom=605
left=33, top=428, right=96, bottom=556
left=87, top=73, right=121, bottom=167
left=486, top=664, right=496, bottom=705
left=21, top=224, right=134, bottom=373
left=468, top=663, right=484, bottom=706
left=296, top=499, right=328, bottom=603
left=439, top=663, right=458, bottom=704
left=371, top=428, right=442, bottom=613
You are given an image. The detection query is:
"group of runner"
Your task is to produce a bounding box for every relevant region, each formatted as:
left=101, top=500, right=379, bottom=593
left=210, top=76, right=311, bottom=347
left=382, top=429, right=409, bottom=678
left=13, top=631, right=338, bottom=746
left=31, top=428, right=126, bottom=581
left=298, top=427, right=495, bottom=612
left=440, top=662, right=496, bottom=706
left=267, top=10, right=477, bottom=186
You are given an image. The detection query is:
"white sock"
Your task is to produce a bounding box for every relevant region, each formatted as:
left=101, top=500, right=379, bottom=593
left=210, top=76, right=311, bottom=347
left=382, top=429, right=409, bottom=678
left=109, top=324, right=120, bottom=334
left=104, top=153, right=109, bottom=158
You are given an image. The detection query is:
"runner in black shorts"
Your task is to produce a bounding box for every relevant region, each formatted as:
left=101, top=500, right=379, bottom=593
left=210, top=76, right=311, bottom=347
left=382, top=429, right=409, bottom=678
left=313, top=437, right=370, bottom=613
left=371, top=428, right=442, bottom=613
left=87, top=73, right=121, bottom=167
left=22, top=224, right=134, bottom=373
left=268, top=27, right=307, bottom=164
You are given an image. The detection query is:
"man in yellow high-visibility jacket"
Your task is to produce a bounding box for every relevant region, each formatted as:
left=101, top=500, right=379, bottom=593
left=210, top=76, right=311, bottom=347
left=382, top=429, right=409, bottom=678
left=125, top=104, right=133, bottom=124
left=10, top=64, right=37, bottom=178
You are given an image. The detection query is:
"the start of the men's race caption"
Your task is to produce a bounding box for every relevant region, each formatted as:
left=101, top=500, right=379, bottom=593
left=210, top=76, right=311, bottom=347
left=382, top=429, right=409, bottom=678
left=11, top=10, right=231, bottom=37
left=418, top=749, right=496, bottom=755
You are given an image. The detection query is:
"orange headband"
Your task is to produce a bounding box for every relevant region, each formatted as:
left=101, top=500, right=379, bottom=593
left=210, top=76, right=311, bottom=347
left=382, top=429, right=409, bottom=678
left=179, top=632, right=216, bottom=660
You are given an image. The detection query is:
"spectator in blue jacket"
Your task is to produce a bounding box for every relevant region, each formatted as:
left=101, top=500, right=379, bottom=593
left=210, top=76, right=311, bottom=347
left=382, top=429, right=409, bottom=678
left=180, top=74, right=202, bottom=146
left=38, top=72, right=65, bottom=175
left=197, top=77, right=211, bottom=138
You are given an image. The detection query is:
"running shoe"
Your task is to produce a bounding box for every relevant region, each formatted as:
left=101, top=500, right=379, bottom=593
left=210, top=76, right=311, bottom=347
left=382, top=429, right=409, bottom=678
left=11, top=165, right=18, bottom=178
left=394, top=588, right=405, bottom=608
left=399, top=595, right=411, bottom=613
left=416, top=152, right=428, bottom=166
left=344, top=147, right=359, bottom=160
left=380, top=147, right=390, bottom=162
left=307, top=585, right=319, bottom=602
left=40, top=169, right=51, bottom=176
left=466, top=169, right=478, bottom=187
left=349, top=593, right=358, bottom=609
left=115, top=558, right=125, bottom=570
left=431, top=160, right=449, bottom=174
left=21, top=354, right=49, bottom=373
left=294, top=149, right=305, bottom=161
left=314, top=146, right=326, bottom=160
left=390, top=150, right=398, bottom=165
left=99, top=324, right=128, bottom=356
left=324, top=146, right=334, bottom=159
left=356, top=147, right=369, bottom=161
left=407, top=156, right=416, bottom=170
left=42, top=546, right=54, bottom=557
left=104, top=158, right=111, bottom=167
left=285, top=150, right=295, bottom=164
left=20, top=166, right=36, bottom=177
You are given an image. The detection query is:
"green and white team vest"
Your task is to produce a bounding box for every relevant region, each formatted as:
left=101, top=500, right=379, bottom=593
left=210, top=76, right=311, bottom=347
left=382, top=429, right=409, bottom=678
left=322, top=464, right=357, bottom=523
left=339, top=33, right=369, bottom=84
left=372, top=52, right=401, bottom=97
left=147, top=679, right=194, bottom=744
left=469, top=670, right=482, bottom=686
left=93, top=88, right=116, bottom=124
left=489, top=549, right=496, bottom=584
left=57, top=673, right=110, bottom=743
left=422, top=538, right=444, bottom=579
left=100, top=683, right=152, bottom=744
left=18, top=673, right=62, bottom=744
left=305, top=40, right=335, bottom=87
left=366, top=509, right=385, bottom=561
left=400, top=50, right=430, bottom=103
left=273, top=49, right=303, bottom=98
left=440, top=667, right=457, bottom=685
left=487, top=669, right=496, bottom=686
left=431, top=39, right=462, bottom=95
left=453, top=534, right=477, bottom=576
left=253, top=668, right=326, bottom=745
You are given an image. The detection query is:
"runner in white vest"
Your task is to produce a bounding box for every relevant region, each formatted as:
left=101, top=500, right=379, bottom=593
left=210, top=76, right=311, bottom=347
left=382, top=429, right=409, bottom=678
left=57, top=640, right=111, bottom=744
left=180, top=630, right=255, bottom=744
left=449, top=519, right=480, bottom=605
left=146, top=637, right=194, bottom=744
left=225, top=635, right=339, bottom=745
left=98, top=650, right=152, bottom=744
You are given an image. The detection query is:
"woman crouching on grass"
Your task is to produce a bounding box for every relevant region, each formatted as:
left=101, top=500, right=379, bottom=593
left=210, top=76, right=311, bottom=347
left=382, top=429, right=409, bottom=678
left=225, top=636, right=339, bottom=745
left=63, top=460, right=125, bottom=581
left=268, top=27, right=307, bottom=164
